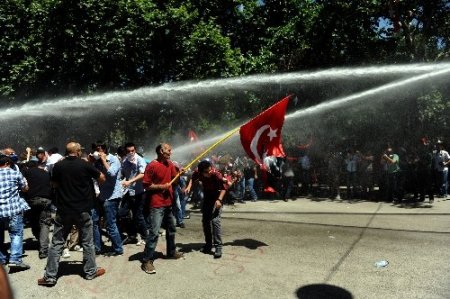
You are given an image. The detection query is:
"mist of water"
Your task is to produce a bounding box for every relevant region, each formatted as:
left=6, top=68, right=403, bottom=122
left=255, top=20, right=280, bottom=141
left=1, top=62, right=449, bottom=121
left=171, top=66, right=450, bottom=163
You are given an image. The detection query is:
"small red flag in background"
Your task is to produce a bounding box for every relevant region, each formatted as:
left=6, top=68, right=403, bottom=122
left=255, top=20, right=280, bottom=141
left=188, top=129, right=199, bottom=142
left=239, top=95, right=291, bottom=165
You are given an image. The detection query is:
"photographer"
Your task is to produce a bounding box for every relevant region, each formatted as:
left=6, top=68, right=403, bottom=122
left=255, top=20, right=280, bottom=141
left=434, top=141, right=450, bottom=198
left=381, top=147, right=402, bottom=203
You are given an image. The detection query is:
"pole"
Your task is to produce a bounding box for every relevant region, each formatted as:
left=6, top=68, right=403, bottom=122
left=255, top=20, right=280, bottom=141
left=170, top=126, right=240, bottom=184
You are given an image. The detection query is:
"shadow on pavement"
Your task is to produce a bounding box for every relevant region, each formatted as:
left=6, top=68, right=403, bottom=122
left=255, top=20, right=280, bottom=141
left=223, top=238, right=268, bottom=250
left=296, top=284, right=353, bottom=299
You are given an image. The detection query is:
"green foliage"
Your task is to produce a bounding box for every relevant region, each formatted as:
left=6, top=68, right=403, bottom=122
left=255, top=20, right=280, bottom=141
left=1, top=0, right=449, bottom=146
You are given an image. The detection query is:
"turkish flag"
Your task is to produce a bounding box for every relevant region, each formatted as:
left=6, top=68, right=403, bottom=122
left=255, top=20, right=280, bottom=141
left=240, top=95, right=291, bottom=165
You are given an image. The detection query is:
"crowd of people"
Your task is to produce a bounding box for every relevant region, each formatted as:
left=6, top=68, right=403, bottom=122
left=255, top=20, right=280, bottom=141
left=0, top=136, right=449, bottom=288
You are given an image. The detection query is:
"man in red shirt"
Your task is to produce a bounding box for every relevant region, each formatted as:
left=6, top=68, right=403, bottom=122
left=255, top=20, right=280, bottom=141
left=141, top=143, right=184, bottom=274
left=191, top=160, right=227, bottom=258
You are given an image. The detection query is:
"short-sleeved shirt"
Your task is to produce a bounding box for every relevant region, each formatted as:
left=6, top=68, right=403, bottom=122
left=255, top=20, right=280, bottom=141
left=122, top=154, right=147, bottom=196
left=0, top=167, right=30, bottom=218
left=22, top=167, right=52, bottom=200
left=387, top=154, right=401, bottom=174
left=52, top=156, right=101, bottom=214
left=191, top=169, right=227, bottom=203
left=142, top=159, right=177, bottom=208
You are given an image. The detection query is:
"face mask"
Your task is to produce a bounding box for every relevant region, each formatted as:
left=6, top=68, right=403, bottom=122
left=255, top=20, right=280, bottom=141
left=92, top=151, right=101, bottom=160
left=9, top=154, right=18, bottom=163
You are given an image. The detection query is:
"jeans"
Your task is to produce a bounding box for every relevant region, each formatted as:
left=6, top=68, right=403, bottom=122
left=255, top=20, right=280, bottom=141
left=438, top=169, right=448, bottom=196
left=91, top=208, right=102, bottom=252
left=173, top=186, right=185, bottom=225
left=143, top=206, right=176, bottom=262
left=0, top=213, right=25, bottom=264
left=245, top=178, right=258, bottom=200
left=122, top=193, right=148, bottom=240
left=202, top=202, right=222, bottom=249
left=44, top=212, right=97, bottom=281
left=103, top=198, right=123, bottom=254
left=27, top=197, right=52, bottom=255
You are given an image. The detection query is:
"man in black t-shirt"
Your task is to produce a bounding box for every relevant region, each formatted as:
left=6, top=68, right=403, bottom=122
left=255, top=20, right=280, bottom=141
left=38, top=142, right=106, bottom=287
left=22, top=161, right=53, bottom=259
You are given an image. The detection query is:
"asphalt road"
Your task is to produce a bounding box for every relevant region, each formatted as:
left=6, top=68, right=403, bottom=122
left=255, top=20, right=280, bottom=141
left=5, top=197, right=450, bottom=299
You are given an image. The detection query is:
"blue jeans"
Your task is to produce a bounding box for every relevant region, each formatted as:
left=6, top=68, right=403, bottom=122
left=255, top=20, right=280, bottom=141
left=143, top=206, right=176, bottom=262
left=0, top=213, right=25, bottom=264
left=103, top=198, right=123, bottom=254
left=439, top=169, right=448, bottom=196
left=246, top=178, right=258, bottom=200
left=91, top=208, right=102, bottom=252
left=44, top=212, right=97, bottom=281
left=173, top=186, right=186, bottom=225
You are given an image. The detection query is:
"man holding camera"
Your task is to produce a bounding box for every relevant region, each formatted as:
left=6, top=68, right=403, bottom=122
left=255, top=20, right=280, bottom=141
left=434, top=141, right=450, bottom=198
left=381, top=147, right=402, bottom=203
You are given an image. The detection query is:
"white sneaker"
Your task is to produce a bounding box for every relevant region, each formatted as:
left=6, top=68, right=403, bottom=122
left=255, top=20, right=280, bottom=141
left=136, top=240, right=146, bottom=246
left=62, top=248, right=71, bottom=258
left=74, top=245, right=83, bottom=252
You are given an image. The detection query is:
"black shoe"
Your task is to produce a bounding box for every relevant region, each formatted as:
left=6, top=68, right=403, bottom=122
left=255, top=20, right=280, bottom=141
left=122, top=236, right=138, bottom=245
left=39, top=253, right=48, bottom=259
left=214, top=248, right=222, bottom=259
left=8, top=262, right=30, bottom=270
left=176, top=223, right=185, bottom=228
left=103, top=251, right=123, bottom=257
left=201, top=245, right=213, bottom=254
left=237, top=199, right=246, bottom=204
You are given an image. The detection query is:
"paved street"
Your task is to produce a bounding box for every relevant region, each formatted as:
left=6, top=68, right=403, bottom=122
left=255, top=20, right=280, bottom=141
left=5, top=196, right=450, bottom=299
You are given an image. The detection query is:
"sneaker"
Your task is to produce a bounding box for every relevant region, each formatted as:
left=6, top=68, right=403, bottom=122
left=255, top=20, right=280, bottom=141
left=38, top=252, right=48, bottom=259
left=214, top=248, right=222, bottom=259
left=8, top=261, right=31, bottom=270
left=141, top=260, right=156, bottom=274
left=176, top=223, right=185, bottom=228
left=136, top=240, right=146, bottom=246
left=37, top=277, right=56, bottom=287
left=85, top=267, right=106, bottom=280
left=166, top=252, right=185, bottom=260
left=62, top=248, right=71, bottom=258
left=183, top=215, right=190, bottom=219
left=74, top=245, right=83, bottom=252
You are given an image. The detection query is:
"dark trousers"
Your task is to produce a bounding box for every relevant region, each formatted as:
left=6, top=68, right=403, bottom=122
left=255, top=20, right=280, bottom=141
left=27, top=197, right=52, bottom=255
left=44, top=212, right=97, bottom=282
left=202, top=202, right=222, bottom=249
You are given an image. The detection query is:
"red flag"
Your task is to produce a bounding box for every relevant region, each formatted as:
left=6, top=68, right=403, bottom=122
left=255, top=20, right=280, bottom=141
left=188, top=129, right=199, bottom=142
left=240, top=95, right=291, bottom=165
